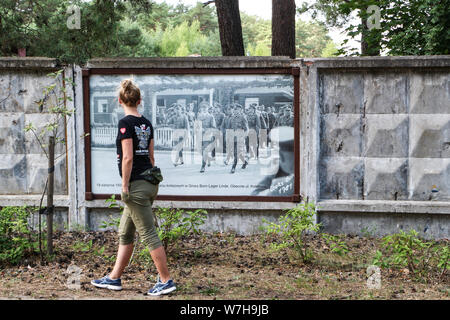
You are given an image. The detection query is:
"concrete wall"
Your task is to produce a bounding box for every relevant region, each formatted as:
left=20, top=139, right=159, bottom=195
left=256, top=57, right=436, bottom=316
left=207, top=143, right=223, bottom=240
left=0, top=56, right=449, bottom=239
left=301, top=56, right=450, bottom=239
left=0, top=61, right=68, bottom=196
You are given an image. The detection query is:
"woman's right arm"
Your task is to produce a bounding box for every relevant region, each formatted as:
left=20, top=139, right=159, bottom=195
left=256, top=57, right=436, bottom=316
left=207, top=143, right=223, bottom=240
left=148, top=138, right=155, bottom=167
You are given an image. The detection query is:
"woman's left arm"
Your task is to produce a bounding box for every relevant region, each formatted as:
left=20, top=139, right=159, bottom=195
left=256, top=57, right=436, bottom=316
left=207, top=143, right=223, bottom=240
left=121, top=138, right=133, bottom=193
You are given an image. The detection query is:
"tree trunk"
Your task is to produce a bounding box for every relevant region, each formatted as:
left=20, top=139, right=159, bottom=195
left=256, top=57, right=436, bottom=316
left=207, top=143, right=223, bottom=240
left=47, top=136, right=55, bottom=255
left=215, top=0, right=244, bottom=56
left=361, top=15, right=381, bottom=56
left=272, top=0, right=296, bottom=59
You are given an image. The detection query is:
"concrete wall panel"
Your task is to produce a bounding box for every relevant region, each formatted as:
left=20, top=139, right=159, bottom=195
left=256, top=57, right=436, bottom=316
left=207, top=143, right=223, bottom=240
left=320, top=114, right=362, bottom=157
left=319, top=157, right=364, bottom=200
left=319, top=72, right=364, bottom=114
left=364, top=114, right=409, bottom=158
left=318, top=211, right=449, bottom=240
left=0, top=155, right=27, bottom=194
left=410, top=114, right=450, bottom=158
left=0, top=67, right=67, bottom=196
left=0, top=112, right=26, bottom=154
left=410, top=72, right=450, bottom=114
left=364, top=73, right=408, bottom=114
left=364, top=158, right=408, bottom=200
left=409, top=158, right=450, bottom=200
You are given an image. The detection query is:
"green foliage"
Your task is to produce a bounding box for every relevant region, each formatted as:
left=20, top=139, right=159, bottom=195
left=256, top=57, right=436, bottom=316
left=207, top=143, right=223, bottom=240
left=71, top=239, right=93, bottom=253
left=295, top=20, right=335, bottom=57
left=0, top=206, right=36, bottom=265
left=241, top=12, right=271, bottom=56
left=382, top=0, right=450, bottom=55
left=241, top=12, right=335, bottom=57
left=2, top=0, right=335, bottom=61
left=263, top=202, right=321, bottom=263
left=299, top=0, right=450, bottom=56
left=24, top=69, right=79, bottom=159
left=321, top=40, right=339, bottom=57
left=101, top=195, right=123, bottom=230
left=154, top=207, right=208, bottom=252
left=372, top=229, right=449, bottom=279
left=160, top=20, right=206, bottom=56
left=322, top=233, right=349, bottom=256
left=102, top=196, right=208, bottom=253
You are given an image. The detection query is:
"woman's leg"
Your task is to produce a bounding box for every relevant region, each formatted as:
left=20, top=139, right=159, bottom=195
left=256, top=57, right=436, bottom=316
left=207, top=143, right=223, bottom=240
left=125, top=181, right=172, bottom=283
left=109, top=243, right=134, bottom=280
left=150, top=245, right=171, bottom=283
left=112, top=202, right=136, bottom=279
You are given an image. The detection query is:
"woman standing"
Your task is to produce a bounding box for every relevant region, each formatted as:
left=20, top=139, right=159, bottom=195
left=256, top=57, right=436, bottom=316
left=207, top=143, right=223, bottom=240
left=91, top=79, right=176, bottom=296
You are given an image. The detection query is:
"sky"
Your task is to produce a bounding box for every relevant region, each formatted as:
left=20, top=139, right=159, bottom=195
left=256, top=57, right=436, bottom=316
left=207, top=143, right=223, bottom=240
left=153, top=0, right=360, bottom=52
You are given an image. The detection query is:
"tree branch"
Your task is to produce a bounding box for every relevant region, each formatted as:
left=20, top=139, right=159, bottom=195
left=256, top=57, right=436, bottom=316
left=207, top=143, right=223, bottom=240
left=203, top=1, right=215, bottom=7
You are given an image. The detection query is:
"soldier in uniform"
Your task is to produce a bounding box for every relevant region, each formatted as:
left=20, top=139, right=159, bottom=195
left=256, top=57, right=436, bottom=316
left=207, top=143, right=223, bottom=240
left=266, top=106, right=276, bottom=131
left=167, top=104, right=190, bottom=166
left=259, top=105, right=269, bottom=130
left=275, top=105, right=294, bottom=127
left=221, top=104, right=234, bottom=165
left=197, top=102, right=216, bottom=173
left=251, top=126, right=294, bottom=196
left=228, top=104, right=249, bottom=174
left=156, top=108, right=167, bottom=127
left=213, top=104, right=225, bottom=129
left=246, top=105, right=261, bottom=159
left=186, top=103, right=195, bottom=128
left=211, top=104, right=225, bottom=161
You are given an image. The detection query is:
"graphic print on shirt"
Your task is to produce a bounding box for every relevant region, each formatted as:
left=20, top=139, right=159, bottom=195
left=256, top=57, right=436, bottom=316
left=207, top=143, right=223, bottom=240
left=135, top=124, right=151, bottom=150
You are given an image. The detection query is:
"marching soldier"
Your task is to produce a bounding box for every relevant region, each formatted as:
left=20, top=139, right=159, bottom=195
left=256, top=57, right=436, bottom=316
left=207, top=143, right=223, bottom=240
left=246, top=104, right=261, bottom=159
left=197, top=102, right=216, bottom=173
left=212, top=104, right=225, bottom=160
left=228, top=103, right=249, bottom=174
left=266, top=106, right=276, bottom=131
left=221, top=104, right=234, bottom=165
left=167, top=104, right=190, bottom=166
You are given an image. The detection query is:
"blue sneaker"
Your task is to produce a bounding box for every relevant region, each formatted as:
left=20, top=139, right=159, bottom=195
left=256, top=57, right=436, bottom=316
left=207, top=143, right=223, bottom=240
left=91, top=275, right=122, bottom=291
left=147, top=276, right=176, bottom=296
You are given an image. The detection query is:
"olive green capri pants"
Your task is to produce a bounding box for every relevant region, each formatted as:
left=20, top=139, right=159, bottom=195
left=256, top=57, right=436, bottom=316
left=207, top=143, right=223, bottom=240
left=119, top=179, right=162, bottom=251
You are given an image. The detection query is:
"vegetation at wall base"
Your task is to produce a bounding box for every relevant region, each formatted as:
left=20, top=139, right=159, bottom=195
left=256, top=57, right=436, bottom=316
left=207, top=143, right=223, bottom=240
left=372, top=229, right=449, bottom=281
left=263, top=202, right=321, bottom=263
left=102, top=196, right=208, bottom=254
left=0, top=206, right=39, bottom=265
left=1, top=228, right=448, bottom=299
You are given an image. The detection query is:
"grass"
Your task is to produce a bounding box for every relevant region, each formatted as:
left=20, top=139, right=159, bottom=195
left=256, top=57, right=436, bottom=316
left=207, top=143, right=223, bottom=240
left=0, top=231, right=448, bottom=300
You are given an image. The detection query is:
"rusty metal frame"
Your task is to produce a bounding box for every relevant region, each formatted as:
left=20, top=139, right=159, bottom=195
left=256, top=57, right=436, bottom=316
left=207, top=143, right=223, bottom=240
left=82, top=67, right=301, bottom=202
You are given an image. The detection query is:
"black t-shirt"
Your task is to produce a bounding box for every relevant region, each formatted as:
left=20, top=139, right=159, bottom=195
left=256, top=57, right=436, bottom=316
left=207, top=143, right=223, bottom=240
left=116, top=115, right=154, bottom=182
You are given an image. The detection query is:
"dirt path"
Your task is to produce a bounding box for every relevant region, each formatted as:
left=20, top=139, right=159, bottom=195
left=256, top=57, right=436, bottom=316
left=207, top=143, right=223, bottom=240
left=0, top=231, right=448, bottom=300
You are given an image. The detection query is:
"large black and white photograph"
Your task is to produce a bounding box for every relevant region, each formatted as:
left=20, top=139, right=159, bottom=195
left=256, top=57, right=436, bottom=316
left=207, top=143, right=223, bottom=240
left=89, top=73, right=295, bottom=197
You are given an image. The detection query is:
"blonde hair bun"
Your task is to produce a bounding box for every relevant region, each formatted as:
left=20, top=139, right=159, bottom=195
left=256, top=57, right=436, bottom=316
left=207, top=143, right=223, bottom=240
left=118, top=79, right=141, bottom=107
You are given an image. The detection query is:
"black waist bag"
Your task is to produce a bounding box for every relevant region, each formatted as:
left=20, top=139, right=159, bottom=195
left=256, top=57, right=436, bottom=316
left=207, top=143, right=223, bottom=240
left=139, top=166, right=163, bottom=185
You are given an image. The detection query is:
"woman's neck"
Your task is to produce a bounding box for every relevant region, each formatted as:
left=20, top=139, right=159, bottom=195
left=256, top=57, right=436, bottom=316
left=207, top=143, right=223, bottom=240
left=123, top=105, right=141, bottom=117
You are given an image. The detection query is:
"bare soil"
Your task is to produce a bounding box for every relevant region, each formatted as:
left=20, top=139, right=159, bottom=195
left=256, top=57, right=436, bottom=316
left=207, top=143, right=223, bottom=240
left=0, top=231, right=448, bottom=300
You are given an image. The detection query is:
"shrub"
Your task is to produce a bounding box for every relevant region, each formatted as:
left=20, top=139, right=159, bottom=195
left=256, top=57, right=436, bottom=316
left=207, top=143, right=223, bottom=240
left=372, top=229, right=449, bottom=280
left=263, top=202, right=321, bottom=263
left=321, top=233, right=349, bottom=256
left=101, top=195, right=123, bottom=229
left=102, top=196, right=208, bottom=253
left=0, top=206, right=36, bottom=265
left=154, top=207, right=208, bottom=252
